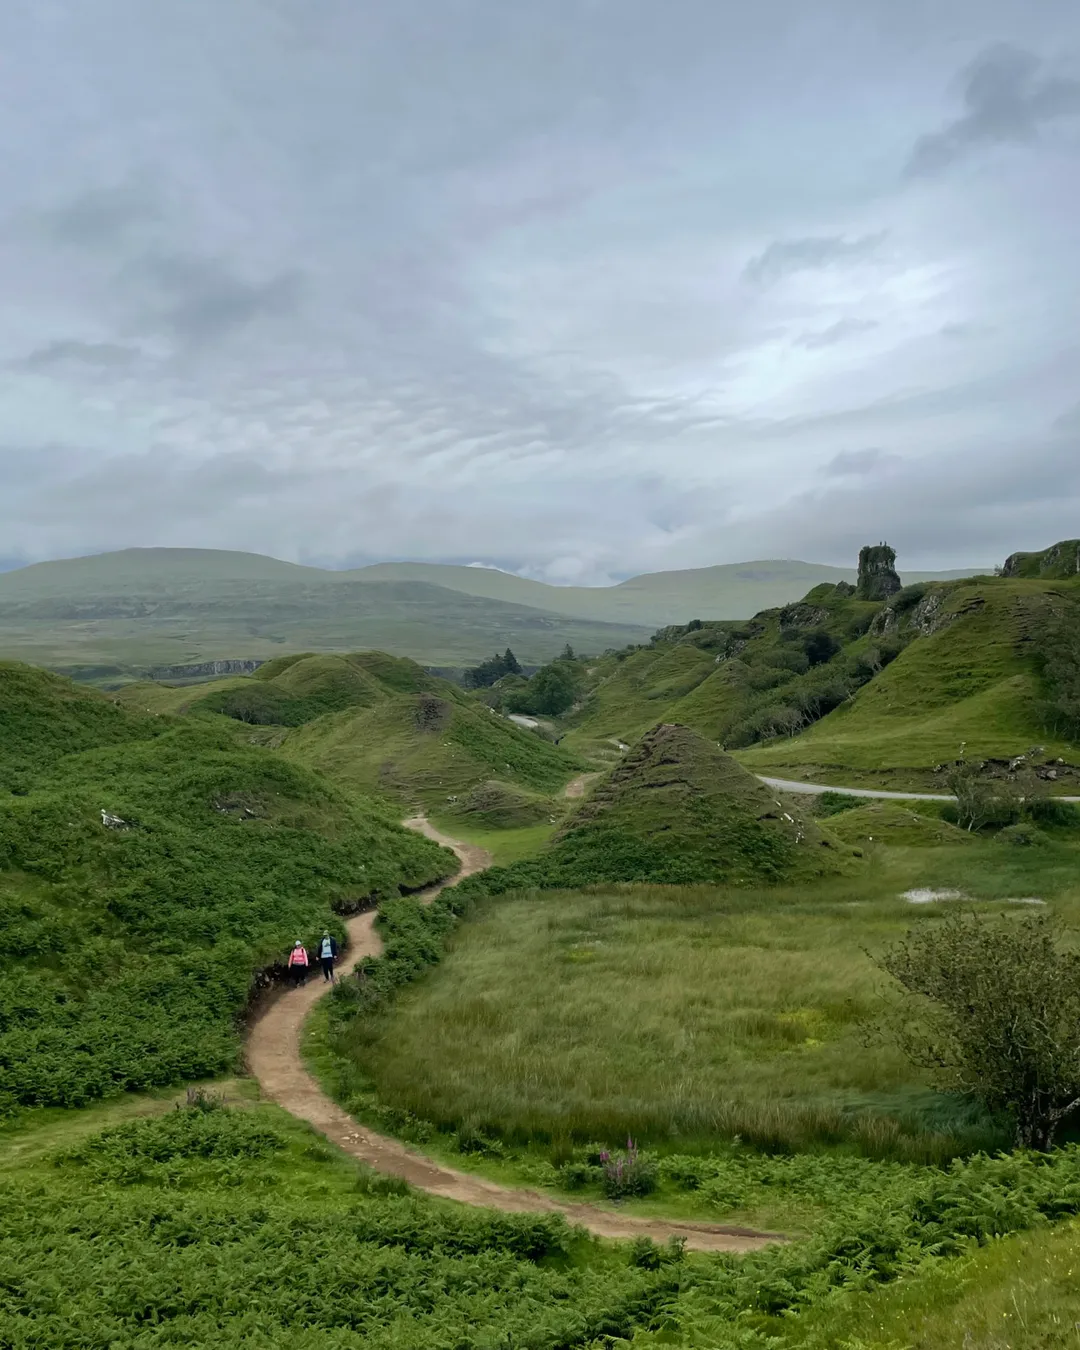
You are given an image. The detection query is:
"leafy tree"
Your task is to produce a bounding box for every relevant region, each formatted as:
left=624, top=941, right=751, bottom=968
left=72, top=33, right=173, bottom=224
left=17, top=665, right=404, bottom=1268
left=561, top=643, right=576, bottom=662
left=506, top=662, right=578, bottom=716
left=946, top=763, right=1003, bottom=832
left=464, top=648, right=522, bottom=689
left=878, top=911, right=1080, bottom=1150
left=526, top=664, right=577, bottom=715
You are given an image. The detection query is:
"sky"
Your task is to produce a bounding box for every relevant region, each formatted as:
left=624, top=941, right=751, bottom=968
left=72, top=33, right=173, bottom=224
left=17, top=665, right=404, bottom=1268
left=1, top=0, right=1078, bottom=584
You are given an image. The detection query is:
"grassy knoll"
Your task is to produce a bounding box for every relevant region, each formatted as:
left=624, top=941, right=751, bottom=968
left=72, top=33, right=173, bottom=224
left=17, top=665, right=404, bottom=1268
left=455, top=724, right=851, bottom=895
left=0, top=663, right=451, bottom=1111
left=281, top=686, right=583, bottom=814
left=325, top=835, right=1080, bottom=1164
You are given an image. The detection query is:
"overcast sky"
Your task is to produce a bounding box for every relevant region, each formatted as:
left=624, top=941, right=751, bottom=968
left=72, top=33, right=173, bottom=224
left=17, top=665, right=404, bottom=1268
left=1, top=1, right=1078, bottom=583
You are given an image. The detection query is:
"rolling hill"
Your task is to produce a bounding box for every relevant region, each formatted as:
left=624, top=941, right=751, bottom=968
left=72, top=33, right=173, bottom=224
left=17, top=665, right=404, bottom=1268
left=119, top=649, right=585, bottom=818
left=0, top=547, right=982, bottom=682
left=0, top=660, right=452, bottom=1110
left=0, top=549, right=652, bottom=679
left=457, top=721, right=849, bottom=893
left=353, top=557, right=981, bottom=625
left=556, top=541, right=1080, bottom=790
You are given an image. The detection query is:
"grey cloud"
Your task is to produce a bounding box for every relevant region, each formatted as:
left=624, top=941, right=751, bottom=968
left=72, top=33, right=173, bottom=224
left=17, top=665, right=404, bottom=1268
left=41, top=180, right=160, bottom=248
left=823, top=448, right=902, bottom=477
left=2, top=1, right=1079, bottom=579
left=906, top=44, right=1080, bottom=177
left=742, top=233, right=887, bottom=286
left=16, top=340, right=140, bottom=370
left=794, top=318, right=879, bottom=350
left=128, top=255, right=305, bottom=344
left=939, top=322, right=986, bottom=341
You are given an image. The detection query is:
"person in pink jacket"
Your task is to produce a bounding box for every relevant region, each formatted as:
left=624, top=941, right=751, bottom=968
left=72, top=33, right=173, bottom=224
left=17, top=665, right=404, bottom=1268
left=287, top=940, right=309, bottom=987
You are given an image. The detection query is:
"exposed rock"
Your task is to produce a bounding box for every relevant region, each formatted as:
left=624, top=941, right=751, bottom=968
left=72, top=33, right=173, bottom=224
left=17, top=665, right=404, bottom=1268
left=413, top=692, right=454, bottom=733
left=100, top=809, right=132, bottom=829
left=1002, top=538, right=1080, bottom=579
left=777, top=603, right=830, bottom=629
left=149, top=658, right=265, bottom=681
left=856, top=543, right=902, bottom=601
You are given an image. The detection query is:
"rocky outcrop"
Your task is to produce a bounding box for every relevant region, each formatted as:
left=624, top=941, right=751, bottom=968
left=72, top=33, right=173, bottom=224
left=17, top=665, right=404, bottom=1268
left=1002, top=539, right=1080, bottom=580
left=856, top=543, right=902, bottom=601
left=148, top=658, right=265, bottom=680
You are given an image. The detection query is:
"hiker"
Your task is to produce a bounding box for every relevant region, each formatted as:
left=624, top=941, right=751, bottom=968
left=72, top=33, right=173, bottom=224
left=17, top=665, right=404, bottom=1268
left=287, top=940, right=309, bottom=987
left=318, top=931, right=339, bottom=983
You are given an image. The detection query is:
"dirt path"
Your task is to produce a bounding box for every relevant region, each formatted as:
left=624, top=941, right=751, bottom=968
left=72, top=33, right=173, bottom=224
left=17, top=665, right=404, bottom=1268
left=562, top=772, right=600, bottom=799
left=247, top=816, right=779, bottom=1253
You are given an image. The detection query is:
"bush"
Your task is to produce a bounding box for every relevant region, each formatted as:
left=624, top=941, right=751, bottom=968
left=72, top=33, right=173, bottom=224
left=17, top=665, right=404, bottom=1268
left=997, top=822, right=1046, bottom=847
left=599, top=1138, right=658, bottom=1199
left=815, top=791, right=863, bottom=817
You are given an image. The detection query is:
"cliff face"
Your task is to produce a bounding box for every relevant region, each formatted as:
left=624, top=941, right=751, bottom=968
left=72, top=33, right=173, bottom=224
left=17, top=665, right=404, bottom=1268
left=148, top=658, right=265, bottom=681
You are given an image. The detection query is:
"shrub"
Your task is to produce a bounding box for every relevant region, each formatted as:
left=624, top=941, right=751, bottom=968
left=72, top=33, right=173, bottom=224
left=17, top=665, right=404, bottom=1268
left=599, top=1138, right=658, bottom=1199
left=815, top=791, right=862, bottom=817
left=878, top=912, right=1080, bottom=1149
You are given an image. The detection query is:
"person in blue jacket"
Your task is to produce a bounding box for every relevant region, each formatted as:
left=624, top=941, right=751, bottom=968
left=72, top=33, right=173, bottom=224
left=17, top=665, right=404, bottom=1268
left=318, top=931, right=339, bottom=983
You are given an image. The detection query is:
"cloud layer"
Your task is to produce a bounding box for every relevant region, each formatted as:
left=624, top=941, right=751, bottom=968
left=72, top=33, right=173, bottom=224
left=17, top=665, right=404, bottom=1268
left=1, top=1, right=1079, bottom=582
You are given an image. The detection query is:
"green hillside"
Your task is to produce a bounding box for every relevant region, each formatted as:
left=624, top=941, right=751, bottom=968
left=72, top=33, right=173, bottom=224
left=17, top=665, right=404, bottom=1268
left=0, top=547, right=983, bottom=682
left=0, top=553, right=652, bottom=679
left=553, top=550, right=1080, bottom=790
left=0, top=662, right=451, bottom=1110
left=739, top=577, right=1080, bottom=786
left=282, top=687, right=584, bottom=815
left=354, top=557, right=981, bottom=626
left=458, top=722, right=849, bottom=894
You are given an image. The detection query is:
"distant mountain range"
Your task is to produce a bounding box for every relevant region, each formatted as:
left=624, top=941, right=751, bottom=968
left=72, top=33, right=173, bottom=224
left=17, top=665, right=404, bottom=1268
left=0, top=547, right=987, bottom=681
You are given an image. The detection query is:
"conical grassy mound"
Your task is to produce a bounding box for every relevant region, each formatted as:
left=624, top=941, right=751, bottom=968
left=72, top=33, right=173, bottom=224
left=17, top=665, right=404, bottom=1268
left=463, top=722, right=848, bottom=893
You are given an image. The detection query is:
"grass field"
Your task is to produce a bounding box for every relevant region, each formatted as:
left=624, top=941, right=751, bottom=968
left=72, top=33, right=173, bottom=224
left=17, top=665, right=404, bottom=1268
left=328, top=836, right=1080, bottom=1163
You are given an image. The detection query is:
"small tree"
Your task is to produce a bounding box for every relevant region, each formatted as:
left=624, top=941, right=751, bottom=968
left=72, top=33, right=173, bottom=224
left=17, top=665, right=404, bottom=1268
left=877, top=911, right=1080, bottom=1150
left=946, top=762, right=991, bottom=831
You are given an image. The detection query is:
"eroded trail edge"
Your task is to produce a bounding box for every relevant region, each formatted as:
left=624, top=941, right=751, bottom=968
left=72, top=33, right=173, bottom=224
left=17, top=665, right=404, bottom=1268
left=247, top=815, right=779, bottom=1253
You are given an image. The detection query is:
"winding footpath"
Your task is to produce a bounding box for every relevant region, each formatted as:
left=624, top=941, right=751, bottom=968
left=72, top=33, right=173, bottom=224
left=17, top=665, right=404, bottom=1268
left=248, top=816, right=779, bottom=1253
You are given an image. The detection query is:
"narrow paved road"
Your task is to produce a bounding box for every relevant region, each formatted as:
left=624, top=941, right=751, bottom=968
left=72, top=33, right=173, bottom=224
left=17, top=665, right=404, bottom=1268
left=757, top=775, right=1080, bottom=803
left=247, top=816, right=779, bottom=1254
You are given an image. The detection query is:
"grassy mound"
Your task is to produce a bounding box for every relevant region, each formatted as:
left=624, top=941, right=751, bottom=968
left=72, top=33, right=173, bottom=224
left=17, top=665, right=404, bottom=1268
left=282, top=691, right=583, bottom=811
left=0, top=663, right=451, bottom=1110
left=462, top=723, right=849, bottom=893
left=0, top=662, right=159, bottom=792
left=191, top=651, right=445, bottom=727
left=456, top=780, right=556, bottom=829
left=824, top=802, right=976, bottom=848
